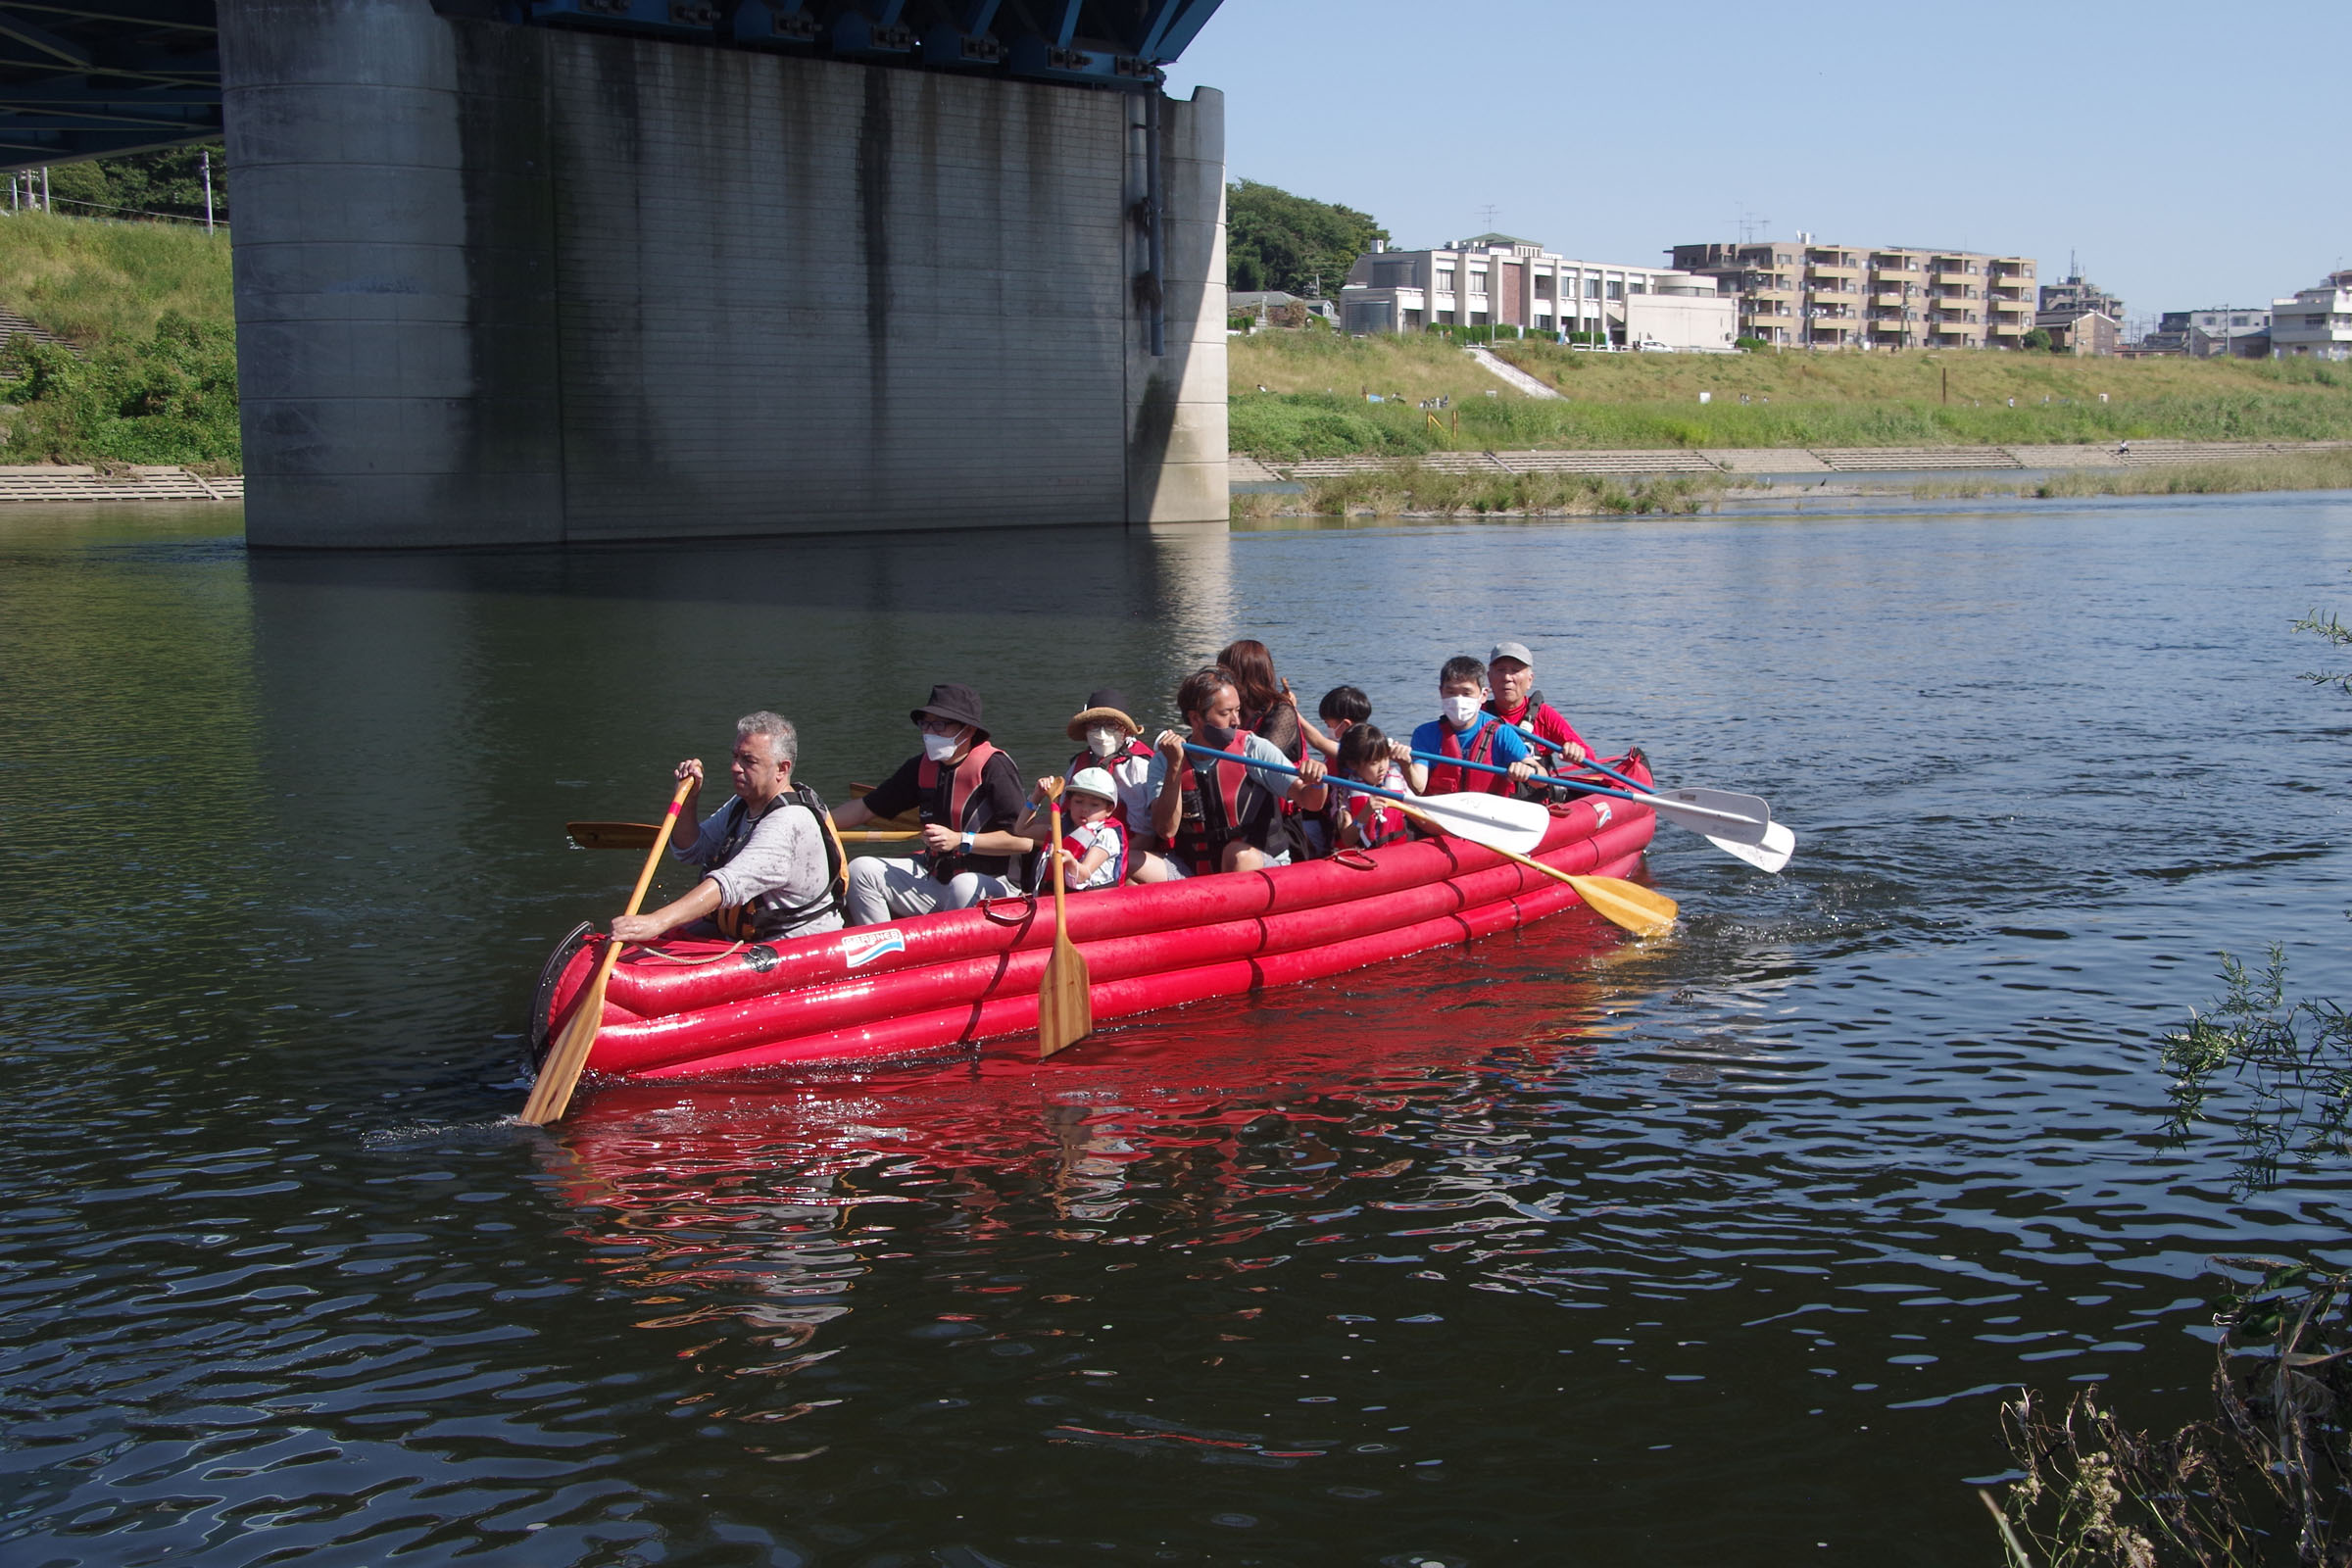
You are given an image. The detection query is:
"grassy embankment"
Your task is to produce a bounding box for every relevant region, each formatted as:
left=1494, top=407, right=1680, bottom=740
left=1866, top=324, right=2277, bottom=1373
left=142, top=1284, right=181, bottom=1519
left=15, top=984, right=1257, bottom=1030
left=1911, top=448, right=2352, bottom=500
left=0, top=211, right=237, bottom=469
left=1228, top=330, right=2352, bottom=460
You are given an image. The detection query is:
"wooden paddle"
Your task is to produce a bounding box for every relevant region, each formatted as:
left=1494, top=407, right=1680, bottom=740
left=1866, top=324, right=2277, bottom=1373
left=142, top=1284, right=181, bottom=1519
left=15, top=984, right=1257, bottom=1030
left=568, top=821, right=914, bottom=850
left=522, top=774, right=696, bottom=1127
left=1390, top=798, right=1677, bottom=938
left=1035, top=777, right=1094, bottom=1059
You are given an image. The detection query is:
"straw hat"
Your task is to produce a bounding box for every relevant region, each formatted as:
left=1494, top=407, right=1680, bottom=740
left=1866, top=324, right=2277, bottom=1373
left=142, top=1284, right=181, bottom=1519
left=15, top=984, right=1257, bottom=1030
left=1065, top=686, right=1141, bottom=742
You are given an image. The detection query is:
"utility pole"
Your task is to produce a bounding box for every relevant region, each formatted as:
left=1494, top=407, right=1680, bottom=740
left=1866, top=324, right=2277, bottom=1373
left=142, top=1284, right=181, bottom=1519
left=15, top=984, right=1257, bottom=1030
left=201, top=148, right=215, bottom=233
left=40, top=166, right=49, bottom=212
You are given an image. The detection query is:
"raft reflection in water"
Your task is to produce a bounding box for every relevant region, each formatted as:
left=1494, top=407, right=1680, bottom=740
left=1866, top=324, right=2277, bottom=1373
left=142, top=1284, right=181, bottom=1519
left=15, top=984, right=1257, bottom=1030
left=536, top=919, right=1648, bottom=1451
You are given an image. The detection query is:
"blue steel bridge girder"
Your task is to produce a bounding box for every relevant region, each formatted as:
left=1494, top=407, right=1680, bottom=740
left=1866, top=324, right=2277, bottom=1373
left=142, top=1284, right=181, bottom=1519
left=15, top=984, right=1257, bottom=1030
left=529, top=0, right=1226, bottom=88
left=0, top=0, right=220, bottom=172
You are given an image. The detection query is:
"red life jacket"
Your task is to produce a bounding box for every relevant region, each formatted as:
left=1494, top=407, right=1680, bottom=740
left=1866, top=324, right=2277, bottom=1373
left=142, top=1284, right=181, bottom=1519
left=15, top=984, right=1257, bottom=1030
left=1349, top=793, right=1409, bottom=849
left=1426, top=716, right=1508, bottom=797
left=915, top=742, right=1008, bottom=880
left=1172, top=753, right=1280, bottom=874
left=1067, top=739, right=1160, bottom=847
left=1058, top=815, right=1130, bottom=889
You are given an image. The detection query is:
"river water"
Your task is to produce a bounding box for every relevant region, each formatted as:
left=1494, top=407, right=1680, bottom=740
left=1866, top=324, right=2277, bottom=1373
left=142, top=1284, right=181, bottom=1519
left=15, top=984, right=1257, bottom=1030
left=4, top=495, right=2350, bottom=1566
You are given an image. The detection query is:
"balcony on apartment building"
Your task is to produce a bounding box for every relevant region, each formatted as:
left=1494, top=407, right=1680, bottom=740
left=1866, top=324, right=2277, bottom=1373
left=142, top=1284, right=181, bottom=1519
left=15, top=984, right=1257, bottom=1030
left=1934, top=266, right=1980, bottom=286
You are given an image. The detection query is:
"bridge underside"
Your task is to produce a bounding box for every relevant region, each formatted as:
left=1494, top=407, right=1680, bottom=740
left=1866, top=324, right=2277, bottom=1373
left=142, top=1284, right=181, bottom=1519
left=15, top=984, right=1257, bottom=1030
left=220, top=0, right=1225, bottom=546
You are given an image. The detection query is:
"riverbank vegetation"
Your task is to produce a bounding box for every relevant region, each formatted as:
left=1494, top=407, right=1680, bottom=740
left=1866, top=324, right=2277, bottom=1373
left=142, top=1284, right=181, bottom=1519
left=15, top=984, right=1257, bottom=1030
left=1228, top=331, right=2352, bottom=459
left=0, top=210, right=237, bottom=467
left=1902, top=450, right=2352, bottom=502
left=1990, top=597, right=2352, bottom=1566
left=1232, top=464, right=1725, bottom=521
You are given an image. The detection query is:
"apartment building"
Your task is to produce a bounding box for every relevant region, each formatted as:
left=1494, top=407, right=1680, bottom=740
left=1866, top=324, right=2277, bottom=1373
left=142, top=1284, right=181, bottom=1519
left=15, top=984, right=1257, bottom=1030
left=1339, top=234, right=1736, bottom=351
left=2270, top=272, right=2352, bottom=361
left=2038, top=272, right=2125, bottom=321
left=1670, top=237, right=2037, bottom=349
left=2139, top=308, right=2273, bottom=358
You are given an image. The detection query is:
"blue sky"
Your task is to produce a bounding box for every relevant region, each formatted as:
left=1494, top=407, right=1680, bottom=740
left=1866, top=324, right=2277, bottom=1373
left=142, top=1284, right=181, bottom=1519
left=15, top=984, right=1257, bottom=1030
left=1164, top=0, right=2340, bottom=323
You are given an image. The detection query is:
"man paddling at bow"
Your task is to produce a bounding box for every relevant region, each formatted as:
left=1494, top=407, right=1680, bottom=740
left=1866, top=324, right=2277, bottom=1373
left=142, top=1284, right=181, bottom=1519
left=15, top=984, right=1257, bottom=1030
left=1412, top=655, right=1543, bottom=797
left=611, top=711, right=846, bottom=945
left=832, top=682, right=1033, bottom=924
left=1143, top=665, right=1328, bottom=879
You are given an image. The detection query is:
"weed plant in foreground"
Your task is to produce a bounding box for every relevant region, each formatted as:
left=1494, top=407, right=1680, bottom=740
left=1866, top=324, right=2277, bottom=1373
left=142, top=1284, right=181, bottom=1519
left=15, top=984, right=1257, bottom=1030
left=1257, top=464, right=1726, bottom=518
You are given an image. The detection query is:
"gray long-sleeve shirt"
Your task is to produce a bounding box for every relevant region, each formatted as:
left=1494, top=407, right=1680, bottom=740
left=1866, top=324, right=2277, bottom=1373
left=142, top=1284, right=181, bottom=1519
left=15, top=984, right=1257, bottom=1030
left=674, top=795, right=843, bottom=935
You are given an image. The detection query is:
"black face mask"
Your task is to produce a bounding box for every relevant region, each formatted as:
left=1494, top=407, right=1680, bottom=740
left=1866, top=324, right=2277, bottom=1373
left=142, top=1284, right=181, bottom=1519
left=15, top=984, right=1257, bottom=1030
left=1199, top=722, right=1240, bottom=752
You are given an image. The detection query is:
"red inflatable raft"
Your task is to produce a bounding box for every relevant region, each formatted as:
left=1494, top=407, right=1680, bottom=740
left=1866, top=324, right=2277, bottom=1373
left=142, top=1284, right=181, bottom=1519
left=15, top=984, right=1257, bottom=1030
left=531, top=754, right=1656, bottom=1079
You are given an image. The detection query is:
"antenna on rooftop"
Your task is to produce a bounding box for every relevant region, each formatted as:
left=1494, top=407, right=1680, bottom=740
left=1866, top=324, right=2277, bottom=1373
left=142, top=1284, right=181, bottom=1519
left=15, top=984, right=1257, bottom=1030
left=1478, top=203, right=1500, bottom=233
left=1735, top=205, right=1772, bottom=243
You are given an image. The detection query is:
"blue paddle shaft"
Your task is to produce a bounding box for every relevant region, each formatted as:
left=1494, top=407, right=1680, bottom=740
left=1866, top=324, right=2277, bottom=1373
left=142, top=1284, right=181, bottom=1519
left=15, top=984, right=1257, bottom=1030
left=1406, top=746, right=1670, bottom=815
left=1509, top=727, right=1647, bottom=795
left=1179, top=742, right=1410, bottom=810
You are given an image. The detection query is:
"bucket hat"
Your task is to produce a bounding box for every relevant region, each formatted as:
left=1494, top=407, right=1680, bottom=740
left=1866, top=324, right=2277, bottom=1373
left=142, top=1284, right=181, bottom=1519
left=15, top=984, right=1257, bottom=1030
left=1065, top=687, right=1141, bottom=741
left=910, top=681, right=988, bottom=738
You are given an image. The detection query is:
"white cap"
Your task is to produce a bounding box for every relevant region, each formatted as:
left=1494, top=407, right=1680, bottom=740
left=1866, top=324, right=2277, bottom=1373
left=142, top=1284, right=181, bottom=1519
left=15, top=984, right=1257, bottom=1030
left=1065, top=767, right=1118, bottom=805
left=1489, top=640, right=1534, bottom=667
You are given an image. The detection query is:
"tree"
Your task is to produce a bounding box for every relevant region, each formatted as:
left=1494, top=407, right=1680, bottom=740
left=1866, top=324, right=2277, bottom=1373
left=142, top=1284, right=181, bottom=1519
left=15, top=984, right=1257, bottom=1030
left=2020, top=326, right=2053, bottom=352
left=1226, top=179, right=1386, bottom=298
left=44, top=143, right=226, bottom=225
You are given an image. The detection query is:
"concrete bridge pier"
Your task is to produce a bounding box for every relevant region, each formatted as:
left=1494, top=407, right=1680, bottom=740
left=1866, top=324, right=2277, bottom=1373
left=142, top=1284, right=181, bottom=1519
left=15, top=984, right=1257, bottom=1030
left=220, top=0, right=1226, bottom=548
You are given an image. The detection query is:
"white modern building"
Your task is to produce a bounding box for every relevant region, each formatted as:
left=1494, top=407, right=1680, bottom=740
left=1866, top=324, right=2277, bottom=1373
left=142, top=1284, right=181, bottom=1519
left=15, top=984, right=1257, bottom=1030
left=2271, top=272, right=2352, bottom=360
left=1339, top=233, right=1737, bottom=352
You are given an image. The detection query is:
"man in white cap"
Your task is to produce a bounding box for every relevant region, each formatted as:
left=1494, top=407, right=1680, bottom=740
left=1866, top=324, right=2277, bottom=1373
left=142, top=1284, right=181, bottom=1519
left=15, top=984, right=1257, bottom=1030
left=1484, top=641, right=1592, bottom=776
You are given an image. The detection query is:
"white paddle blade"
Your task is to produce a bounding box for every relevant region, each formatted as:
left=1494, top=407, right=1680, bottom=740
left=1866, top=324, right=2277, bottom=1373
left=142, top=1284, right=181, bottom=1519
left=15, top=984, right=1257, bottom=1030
left=1650, top=785, right=1773, bottom=825
left=1407, top=791, right=1551, bottom=858
left=1641, top=791, right=1772, bottom=846
left=1706, top=820, right=1796, bottom=873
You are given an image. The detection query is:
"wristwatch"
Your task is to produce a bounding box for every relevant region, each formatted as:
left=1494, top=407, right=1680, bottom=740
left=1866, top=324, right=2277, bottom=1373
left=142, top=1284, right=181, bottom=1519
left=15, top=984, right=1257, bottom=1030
left=960, top=831, right=976, bottom=851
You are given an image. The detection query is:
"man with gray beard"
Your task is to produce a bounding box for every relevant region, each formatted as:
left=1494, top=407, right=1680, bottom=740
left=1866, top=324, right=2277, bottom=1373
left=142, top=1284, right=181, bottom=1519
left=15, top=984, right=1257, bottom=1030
left=611, top=711, right=844, bottom=945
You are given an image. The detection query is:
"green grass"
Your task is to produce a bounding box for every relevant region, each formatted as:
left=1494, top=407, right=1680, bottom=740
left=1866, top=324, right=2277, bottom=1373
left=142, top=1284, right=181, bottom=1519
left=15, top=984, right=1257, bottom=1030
left=1227, top=331, right=2352, bottom=459
left=0, top=213, right=238, bottom=468
left=0, top=209, right=231, bottom=344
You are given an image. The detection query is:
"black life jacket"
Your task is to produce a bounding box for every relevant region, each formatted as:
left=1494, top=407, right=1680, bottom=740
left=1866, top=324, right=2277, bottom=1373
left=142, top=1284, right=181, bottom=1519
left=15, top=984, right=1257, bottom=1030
left=1172, top=751, right=1281, bottom=874
left=916, top=742, right=1016, bottom=881
left=1485, top=687, right=1586, bottom=804
left=710, top=783, right=846, bottom=941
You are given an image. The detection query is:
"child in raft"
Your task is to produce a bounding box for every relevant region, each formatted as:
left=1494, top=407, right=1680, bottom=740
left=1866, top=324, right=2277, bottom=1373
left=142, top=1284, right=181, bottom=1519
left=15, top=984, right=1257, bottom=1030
left=1016, top=769, right=1129, bottom=893
left=1297, top=687, right=1427, bottom=789
left=1328, top=724, right=1417, bottom=852
left=1412, top=655, right=1543, bottom=797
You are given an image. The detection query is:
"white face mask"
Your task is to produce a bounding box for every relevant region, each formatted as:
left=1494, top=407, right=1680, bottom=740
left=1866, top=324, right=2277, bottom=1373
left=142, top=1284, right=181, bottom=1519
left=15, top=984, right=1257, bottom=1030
left=921, top=729, right=962, bottom=763
left=1085, top=724, right=1125, bottom=759
left=1441, top=694, right=1485, bottom=729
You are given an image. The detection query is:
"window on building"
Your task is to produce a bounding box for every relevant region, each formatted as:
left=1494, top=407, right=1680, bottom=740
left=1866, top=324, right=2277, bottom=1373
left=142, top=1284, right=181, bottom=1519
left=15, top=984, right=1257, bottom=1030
left=1628, top=281, right=1646, bottom=295
left=1470, top=311, right=1489, bottom=325
left=1533, top=274, right=1552, bottom=297
left=1584, top=278, right=1600, bottom=299
left=1439, top=310, right=1456, bottom=325
left=1606, top=280, right=1623, bottom=300
left=1436, top=268, right=1454, bottom=288
left=1403, top=308, right=1424, bottom=328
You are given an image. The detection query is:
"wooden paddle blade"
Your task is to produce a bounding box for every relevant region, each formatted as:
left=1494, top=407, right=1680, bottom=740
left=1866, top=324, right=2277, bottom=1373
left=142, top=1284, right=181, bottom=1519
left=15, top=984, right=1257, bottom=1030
left=1568, top=874, right=1678, bottom=937
left=1399, top=791, right=1551, bottom=858
left=567, top=821, right=661, bottom=851
left=1706, top=821, right=1796, bottom=874
left=1038, top=937, right=1095, bottom=1058
left=519, top=957, right=613, bottom=1124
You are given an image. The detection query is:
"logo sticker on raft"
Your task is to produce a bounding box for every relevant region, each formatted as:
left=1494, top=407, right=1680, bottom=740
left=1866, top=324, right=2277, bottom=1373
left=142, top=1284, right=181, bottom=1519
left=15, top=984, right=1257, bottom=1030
left=1594, top=802, right=1612, bottom=827
left=841, top=929, right=907, bottom=969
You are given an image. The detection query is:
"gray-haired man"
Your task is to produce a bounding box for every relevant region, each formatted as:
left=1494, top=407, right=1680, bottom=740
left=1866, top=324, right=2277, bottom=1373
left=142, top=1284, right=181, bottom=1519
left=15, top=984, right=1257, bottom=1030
left=611, top=711, right=844, bottom=945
